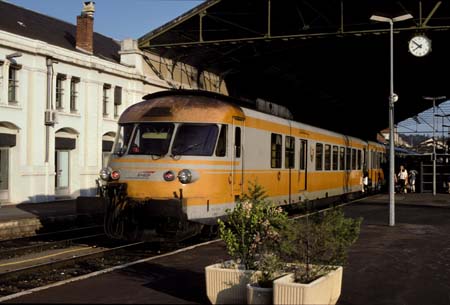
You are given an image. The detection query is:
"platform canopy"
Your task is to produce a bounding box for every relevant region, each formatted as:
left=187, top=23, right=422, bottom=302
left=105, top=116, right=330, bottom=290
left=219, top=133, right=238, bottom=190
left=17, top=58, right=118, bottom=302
left=138, top=0, right=450, bottom=140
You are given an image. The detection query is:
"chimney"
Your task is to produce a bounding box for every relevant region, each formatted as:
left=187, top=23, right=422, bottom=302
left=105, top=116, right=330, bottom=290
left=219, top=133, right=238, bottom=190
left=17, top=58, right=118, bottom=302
left=76, top=1, right=95, bottom=54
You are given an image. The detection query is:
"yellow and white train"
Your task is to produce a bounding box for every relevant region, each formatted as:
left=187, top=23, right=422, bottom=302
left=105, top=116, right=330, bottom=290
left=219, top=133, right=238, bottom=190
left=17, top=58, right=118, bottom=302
left=99, top=90, right=386, bottom=241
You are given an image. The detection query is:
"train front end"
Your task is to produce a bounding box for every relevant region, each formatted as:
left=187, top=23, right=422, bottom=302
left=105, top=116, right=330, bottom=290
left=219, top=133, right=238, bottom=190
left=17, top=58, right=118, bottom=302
left=98, top=91, right=244, bottom=241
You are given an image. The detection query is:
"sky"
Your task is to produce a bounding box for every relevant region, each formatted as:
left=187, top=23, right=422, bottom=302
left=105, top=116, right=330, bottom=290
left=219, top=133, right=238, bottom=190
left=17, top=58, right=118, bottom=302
left=5, top=0, right=204, bottom=40
left=396, top=100, right=450, bottom=137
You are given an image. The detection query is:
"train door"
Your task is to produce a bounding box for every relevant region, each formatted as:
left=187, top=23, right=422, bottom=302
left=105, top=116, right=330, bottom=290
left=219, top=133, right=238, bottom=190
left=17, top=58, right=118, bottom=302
left=232, top=117, right=244, bottom=199
left=286, top=133, right=296, bottom=204
left=297, top=139, right=308, bottom=192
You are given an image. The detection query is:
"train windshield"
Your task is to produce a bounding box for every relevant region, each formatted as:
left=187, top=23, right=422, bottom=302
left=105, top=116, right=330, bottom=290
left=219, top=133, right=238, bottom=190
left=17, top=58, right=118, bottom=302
left=171, top=124, right=219, bottom=156
left=128, top=123, right=175, bottom=155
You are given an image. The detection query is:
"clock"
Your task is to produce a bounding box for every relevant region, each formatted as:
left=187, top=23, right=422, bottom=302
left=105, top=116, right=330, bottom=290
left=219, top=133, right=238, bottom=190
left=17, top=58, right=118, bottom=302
left=408, top=35, right=431, bottom=57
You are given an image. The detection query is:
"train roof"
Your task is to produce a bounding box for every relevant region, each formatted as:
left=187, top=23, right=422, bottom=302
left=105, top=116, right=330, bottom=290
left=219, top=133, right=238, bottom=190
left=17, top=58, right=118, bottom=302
left=120, top=90, right=244, bottom=124
left=142, top=90, right=293, bottom=120
left=135, top=90, right=380, bottom=144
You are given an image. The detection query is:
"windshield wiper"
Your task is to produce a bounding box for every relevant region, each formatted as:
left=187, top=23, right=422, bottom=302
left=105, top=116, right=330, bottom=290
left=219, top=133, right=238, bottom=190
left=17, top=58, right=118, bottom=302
left=171, top=143, right=202, bottom=158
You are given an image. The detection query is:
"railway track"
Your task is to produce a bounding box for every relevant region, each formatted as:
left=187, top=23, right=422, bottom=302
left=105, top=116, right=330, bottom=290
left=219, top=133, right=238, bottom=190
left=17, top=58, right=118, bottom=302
left=0, top=225, right=105, bottom=260
left=0, top=232, right=208, bottom=297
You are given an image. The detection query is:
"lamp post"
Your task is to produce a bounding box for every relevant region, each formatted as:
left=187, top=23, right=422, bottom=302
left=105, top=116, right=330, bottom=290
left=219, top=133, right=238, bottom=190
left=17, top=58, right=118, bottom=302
left=370, top=13, right=413, bottom=227
left=424, top=96, right=446, bottom=195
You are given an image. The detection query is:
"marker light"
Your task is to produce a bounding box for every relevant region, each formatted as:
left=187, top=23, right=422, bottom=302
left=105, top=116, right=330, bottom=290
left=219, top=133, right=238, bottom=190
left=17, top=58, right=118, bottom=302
left=163, top=171, right=176, bottom=181
left=110, top=170, right=121, bottom=180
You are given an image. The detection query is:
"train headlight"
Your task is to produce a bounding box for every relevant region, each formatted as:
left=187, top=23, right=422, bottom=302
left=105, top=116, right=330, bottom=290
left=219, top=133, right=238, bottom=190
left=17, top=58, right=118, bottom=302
left=163, top=170, right=176, bottom=182
left=110, top=170, right=121, bottom=180
left=178, top=169, right=192, bottom=184
left=99, top=167, right=111, bottom=181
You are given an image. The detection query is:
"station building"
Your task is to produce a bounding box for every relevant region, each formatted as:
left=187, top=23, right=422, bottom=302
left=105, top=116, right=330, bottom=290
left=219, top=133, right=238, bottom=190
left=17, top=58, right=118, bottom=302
left=0, top=1, right=227, bottom=204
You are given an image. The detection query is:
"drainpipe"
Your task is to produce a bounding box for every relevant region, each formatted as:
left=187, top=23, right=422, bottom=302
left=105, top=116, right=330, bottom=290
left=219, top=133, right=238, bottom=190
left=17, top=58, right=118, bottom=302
left=45, top=57, right=55, bottom=163
left=45, top=57, right=57, bottom=200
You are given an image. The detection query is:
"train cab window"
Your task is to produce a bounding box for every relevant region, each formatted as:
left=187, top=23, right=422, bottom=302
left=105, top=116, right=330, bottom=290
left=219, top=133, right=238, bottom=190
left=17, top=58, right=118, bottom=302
left=346, top=148, right=351, bottom=170
left=129, top=123, right=174, bottom=155
left=332, top=146, right=339, bottom=170
left=315, top=143, right=323, bottom=171
left=324, top=144, right=331, bottom=171
left=235, top=127, right=241, bottom=158
left=271, top=133, right=282, bottom=168
left=215, top=125, right=227, bottom=157
left=299, top=139, right=307, bottom=170
left=172, top=124, right=219, bottom=156
left=113, top=124, right=134, bottom=156
left=285, top=136, right=295, bottom=168
left=339, top=147, right=345, bottom=170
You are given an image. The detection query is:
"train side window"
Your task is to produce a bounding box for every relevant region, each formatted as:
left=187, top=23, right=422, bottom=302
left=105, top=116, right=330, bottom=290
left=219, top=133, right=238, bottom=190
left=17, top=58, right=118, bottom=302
left=332, top=146, right=338, bottom=170
left=215, top=125, right=227, bottom=157
left=316, top=143, right=323, bottom=171
left=271, top=133, right=282, bottom=168
left=285, top=136, right=295, bottom=168
left=235, top=127, right=241, bottom=158
left=324, top=144, right=331, bottom=170
left=299, top=139, right=307, bottom=170
left=346, top=148, right=351, bottom=170
left=339, top=147, right=345, bottom=170
left=357, top=149, right=362, bottom=170
left=351, top=149, right=357, bottom=170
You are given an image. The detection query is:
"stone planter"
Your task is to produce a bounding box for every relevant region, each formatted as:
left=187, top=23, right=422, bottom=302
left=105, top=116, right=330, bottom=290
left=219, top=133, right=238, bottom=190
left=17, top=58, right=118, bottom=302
left=246, top=283, right=273, bottom=305
left=205, top=261, right=257, bottom=304
left=273, top=266, right=343, bottom=305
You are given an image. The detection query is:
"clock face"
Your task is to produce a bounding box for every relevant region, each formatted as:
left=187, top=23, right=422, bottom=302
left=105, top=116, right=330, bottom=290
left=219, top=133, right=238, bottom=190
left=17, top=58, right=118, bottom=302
left=408, top=35, right=431, bottom=57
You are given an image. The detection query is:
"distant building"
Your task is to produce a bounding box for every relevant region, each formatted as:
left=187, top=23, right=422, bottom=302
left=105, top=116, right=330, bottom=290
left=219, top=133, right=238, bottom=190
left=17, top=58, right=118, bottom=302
left=378, top=127, right=412, bottom=148
left=0, top=1, right=226, bottom=204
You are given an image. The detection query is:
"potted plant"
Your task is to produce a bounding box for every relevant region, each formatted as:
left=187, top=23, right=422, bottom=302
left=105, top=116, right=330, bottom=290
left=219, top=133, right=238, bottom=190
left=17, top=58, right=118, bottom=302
left=205, top=182, right=289, bottom=305
left=274, top=208, right=362, bottom=305
left=246, top=250, right=285, bottom=305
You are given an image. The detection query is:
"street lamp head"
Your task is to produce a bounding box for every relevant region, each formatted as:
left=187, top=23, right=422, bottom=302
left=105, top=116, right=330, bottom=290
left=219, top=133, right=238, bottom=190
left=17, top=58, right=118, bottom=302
left=423, top=96, right=447, bottom=101
left=392, top=14, right=413, bottom=22
left=370, top=15, right=391, bottom=23
left=370, top=13, right=413, bottom=23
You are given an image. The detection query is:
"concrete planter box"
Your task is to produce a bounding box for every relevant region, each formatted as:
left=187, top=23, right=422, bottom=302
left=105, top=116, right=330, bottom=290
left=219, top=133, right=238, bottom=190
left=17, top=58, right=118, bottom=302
left=205, top=261, right=258, bottom=304
left=246, top=283, right=273, bottom=305
left=273, top=266, right=343, bottom=305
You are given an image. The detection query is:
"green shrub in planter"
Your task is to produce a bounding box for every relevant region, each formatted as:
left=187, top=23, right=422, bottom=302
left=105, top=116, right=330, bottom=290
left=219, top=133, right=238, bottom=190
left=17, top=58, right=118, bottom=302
left=280, top=208, right=362, bottom=283
left=218, top=181, right=289, bottom=286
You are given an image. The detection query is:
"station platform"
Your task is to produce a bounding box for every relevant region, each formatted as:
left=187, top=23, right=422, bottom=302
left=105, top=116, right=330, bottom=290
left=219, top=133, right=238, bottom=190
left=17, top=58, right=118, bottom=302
left=0, top=197, right=104, bottom=240
left=0, top=193, right=450, bottom=304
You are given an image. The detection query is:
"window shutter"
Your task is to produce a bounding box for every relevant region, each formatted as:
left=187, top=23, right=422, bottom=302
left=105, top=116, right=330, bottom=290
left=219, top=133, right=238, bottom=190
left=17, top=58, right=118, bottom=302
left=114, top=86, right=122, bottom=105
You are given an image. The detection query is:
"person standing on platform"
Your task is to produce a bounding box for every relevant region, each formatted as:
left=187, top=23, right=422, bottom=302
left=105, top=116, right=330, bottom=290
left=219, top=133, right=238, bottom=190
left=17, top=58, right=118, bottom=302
left=409, top=169, right=418, bottom=193
left=398, top=165, right=408, bottom=194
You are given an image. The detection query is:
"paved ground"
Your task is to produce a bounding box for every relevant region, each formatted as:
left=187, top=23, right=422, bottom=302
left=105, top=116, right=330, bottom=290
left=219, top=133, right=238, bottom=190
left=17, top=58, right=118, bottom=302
left=339, top=194, right=450, bottom=305
left=1, top=193, right=450, bottom=304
